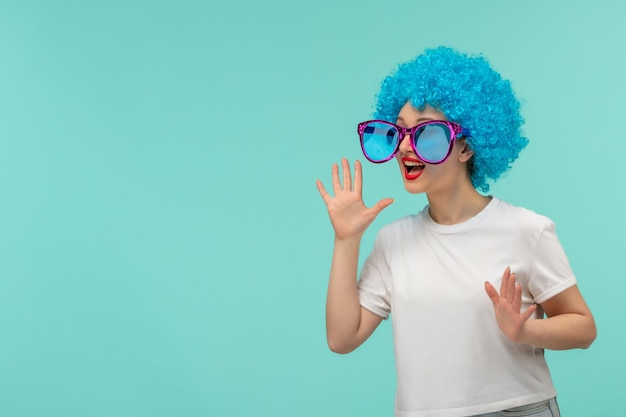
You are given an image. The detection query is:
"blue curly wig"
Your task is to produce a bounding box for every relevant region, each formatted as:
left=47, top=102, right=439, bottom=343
left=374, top=46, right=527, bottom=192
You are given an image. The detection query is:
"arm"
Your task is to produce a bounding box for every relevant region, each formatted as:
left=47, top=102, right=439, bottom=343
left=522, top=284, right=596, bottom=349
left=485, top=268, right=596, bottom=350
left=325, top=236, right=384, bottom=353
left=316, top=159, right=392, bottom=354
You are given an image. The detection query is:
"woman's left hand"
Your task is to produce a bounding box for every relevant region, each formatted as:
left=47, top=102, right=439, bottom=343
left=484, top=267, right=537, bottom=343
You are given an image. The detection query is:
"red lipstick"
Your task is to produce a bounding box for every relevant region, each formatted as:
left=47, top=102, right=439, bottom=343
left=401, top=157, right=425, bottom=180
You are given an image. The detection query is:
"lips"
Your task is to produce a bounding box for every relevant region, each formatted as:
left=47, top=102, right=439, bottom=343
left=402, top=157, right=425, bottom=180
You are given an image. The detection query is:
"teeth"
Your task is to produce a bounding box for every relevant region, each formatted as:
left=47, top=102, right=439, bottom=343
left=404, top=161, right=424, bottom=167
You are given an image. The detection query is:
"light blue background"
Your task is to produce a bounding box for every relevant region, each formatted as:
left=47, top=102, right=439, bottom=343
left=0, top=1, right=622, bottom=416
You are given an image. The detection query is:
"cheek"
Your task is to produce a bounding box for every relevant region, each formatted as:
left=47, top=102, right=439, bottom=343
left=439, top=143, right=464, bottom=166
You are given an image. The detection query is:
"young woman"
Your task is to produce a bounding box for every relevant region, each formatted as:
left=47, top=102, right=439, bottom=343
left=316, top=47, right=596, bottom=417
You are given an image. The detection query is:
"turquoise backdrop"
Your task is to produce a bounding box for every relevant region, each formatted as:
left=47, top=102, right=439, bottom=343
left=0, top=1, right=622, bottom=416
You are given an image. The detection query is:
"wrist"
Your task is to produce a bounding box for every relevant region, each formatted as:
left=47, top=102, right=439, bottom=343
left=516, top=319, right=538, bottom=346
left=334, top=234, right=362, bottom=246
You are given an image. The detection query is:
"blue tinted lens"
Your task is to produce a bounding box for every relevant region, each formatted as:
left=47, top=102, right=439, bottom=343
left=414, top=124, right=452, bottom=162
left=361, top=122, right=399, bottom=162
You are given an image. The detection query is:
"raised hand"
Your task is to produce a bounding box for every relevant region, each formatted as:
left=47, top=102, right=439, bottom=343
left=485, top=267, right=537, bottom=344
left=316, top=158, right=393, bottom=241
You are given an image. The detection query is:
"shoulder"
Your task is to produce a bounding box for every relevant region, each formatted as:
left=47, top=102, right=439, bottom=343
left=492, top=198, right=555, bottom=232
left=378, top=211, right=424, bottom=236
left=372, top=211, right=424, bottom=249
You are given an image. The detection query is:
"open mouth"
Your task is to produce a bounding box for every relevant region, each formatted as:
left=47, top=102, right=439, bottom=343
left=402, top=157, right=425, bottom=179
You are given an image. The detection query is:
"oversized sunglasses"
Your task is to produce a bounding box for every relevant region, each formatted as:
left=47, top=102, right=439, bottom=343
left=357, top=119, right=472, bottom=164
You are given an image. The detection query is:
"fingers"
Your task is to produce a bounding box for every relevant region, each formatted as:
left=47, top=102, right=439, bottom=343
left=499, top=268, right=521, bottom=305
left=484, top=281, right=499, bottom=305
left=342, top=158, right=352, bottom=191
left=353, top=160, right=363, bottom=194
left=499, top=267, right=510, bottom=299
left=315, top=179, right=331, bottom=204
left=499, top=267, right=519, bottom=304
left=507, top=272, right=517, bottom=303
left=520, top=303, right=537, bottom=322
left=512, top=281, right=523, bottom=311
left=319, top=159, right=389, bottom=211
left=328, top=158, right=363, bottom=195
left=488, top=269, right=532, bottom=312
left=331, top=158, right=355, bottom=194
left=331, top=163, right=341, bottom=194
left=370, top=197, right=394, bottom=216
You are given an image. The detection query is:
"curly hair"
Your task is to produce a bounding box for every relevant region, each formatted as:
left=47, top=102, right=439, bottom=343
left=373, top=46, right=527, bottom=192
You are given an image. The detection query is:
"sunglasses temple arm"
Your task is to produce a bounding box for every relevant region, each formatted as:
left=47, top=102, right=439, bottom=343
left=460, top=127, right=471, bottom=138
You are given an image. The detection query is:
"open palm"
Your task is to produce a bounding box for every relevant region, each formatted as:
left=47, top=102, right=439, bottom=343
left=485, top=267, right=537, bottom=343
left=316, top=158, right=393, bottom=240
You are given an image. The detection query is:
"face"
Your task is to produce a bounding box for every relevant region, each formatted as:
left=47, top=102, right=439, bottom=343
left=395, top=102, right=473, bottom=194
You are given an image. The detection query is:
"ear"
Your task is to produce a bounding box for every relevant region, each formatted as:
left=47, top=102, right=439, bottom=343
left=457, top=140, right=474, bottom=163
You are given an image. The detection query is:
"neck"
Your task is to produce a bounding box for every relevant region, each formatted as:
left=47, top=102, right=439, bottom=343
left=426, top=181, right=491, bottom=225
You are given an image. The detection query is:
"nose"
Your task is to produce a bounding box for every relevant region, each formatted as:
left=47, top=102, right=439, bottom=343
left=398, top=131, right=413, bottom=154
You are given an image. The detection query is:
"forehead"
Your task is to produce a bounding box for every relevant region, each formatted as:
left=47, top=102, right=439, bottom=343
left=396, top=102, right=448, bottom=124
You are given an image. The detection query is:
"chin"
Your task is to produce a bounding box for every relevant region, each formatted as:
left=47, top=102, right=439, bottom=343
left=402, top=181, right=427, bottom=194
left=404, top=188, right=426, bottom=195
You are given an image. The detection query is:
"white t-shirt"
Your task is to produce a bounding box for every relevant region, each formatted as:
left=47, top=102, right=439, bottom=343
left=358, top=197, right=576, bottom=417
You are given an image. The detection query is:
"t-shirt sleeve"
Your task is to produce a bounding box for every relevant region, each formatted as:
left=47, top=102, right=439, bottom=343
left=527, top=219, right=577, bottom=304
left=358, top=231, right=392, bottom=319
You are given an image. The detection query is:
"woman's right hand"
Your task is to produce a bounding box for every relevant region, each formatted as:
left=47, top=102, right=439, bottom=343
left=316, top=158, right=393, bottom=241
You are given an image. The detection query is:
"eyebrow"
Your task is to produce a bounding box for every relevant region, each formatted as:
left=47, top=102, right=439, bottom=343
left=396, top=116, right=434, bottom=124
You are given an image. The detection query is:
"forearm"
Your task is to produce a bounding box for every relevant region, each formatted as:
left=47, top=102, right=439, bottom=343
left=326, top=236, right=364, bottom=353
left=519, top=312, right=597, bottom=350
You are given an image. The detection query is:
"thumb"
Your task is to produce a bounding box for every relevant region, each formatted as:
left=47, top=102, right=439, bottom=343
left=520, top=304, right=537, bottom=322
left=371, top=198, right=394, bottom=215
